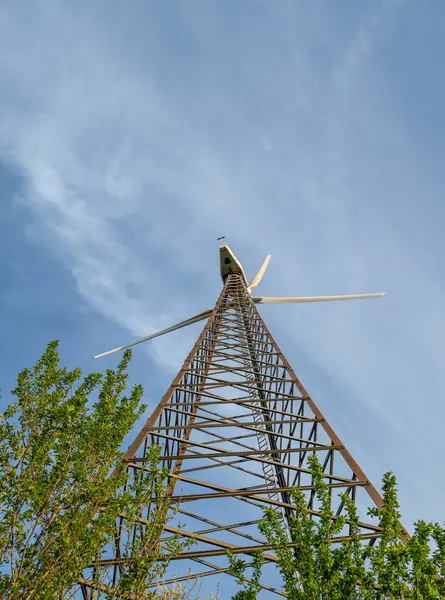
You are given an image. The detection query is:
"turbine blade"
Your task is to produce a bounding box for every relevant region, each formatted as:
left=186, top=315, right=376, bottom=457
left=94, top=309, right=212, bottom=359
left=247, top=255, right=271, bottom=293
left=252, top=293, right=385, bottom=304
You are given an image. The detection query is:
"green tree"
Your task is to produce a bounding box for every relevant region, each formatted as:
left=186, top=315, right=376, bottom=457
left=229, top=456, right=445, bottom=599
left=0, top=341, right=189, bottom=599
left=226, top=550, right=264, bottom=600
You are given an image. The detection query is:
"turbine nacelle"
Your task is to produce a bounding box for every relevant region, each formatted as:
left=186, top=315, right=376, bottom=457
left=94, top=246, right=385, bottom=359
left=219, top=244, right=249, bottom=286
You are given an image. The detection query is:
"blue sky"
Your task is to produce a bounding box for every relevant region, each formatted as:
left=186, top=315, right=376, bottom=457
left=1, top=0, right=445, bottom=563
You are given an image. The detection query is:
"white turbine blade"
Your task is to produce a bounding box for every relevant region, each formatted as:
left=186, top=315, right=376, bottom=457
left=252, top=293, right=385, bottom=304
left=247, top=255, right=271, bottom=293
left=94, top=309, right=212, bottom=359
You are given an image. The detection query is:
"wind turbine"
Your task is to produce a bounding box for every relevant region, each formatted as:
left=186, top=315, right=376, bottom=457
left=94, top=245, right=384, bottom=359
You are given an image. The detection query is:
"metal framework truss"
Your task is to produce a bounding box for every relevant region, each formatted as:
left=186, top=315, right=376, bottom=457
left=79, top=274, right=406, bottom=598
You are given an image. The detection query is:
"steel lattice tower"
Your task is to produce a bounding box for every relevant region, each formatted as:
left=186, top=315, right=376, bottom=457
left=80, top=252, right=406, bottom=598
